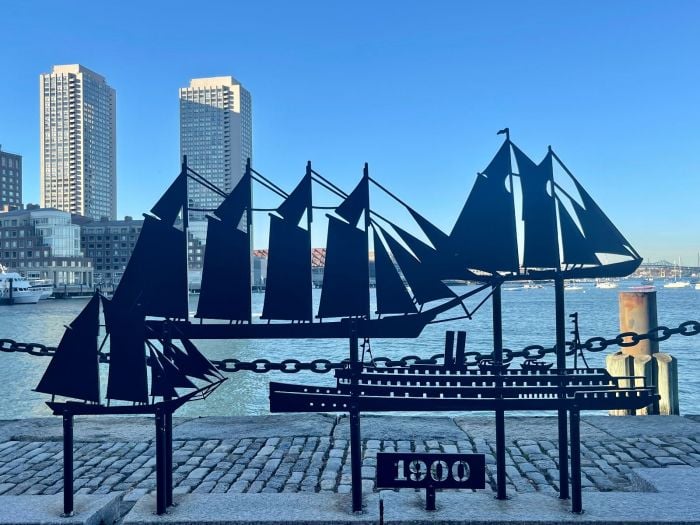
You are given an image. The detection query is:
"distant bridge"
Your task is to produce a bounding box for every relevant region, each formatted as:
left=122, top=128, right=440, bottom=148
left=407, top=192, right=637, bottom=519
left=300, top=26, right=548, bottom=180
left=636, top=261, right=700, bottom=278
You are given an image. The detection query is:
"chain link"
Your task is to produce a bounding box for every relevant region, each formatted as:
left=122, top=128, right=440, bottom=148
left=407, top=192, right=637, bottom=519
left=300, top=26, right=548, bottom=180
left=1, top=319, right=698, bottom=373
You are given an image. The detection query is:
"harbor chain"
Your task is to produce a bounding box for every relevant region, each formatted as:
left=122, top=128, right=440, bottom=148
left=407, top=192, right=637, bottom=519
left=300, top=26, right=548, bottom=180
left=1, top=319, right=699, bottom=373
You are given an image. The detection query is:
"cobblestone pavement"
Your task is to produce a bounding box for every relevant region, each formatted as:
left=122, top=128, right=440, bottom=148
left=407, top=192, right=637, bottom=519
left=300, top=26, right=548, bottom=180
left=1, top=415, right=699, bottom=499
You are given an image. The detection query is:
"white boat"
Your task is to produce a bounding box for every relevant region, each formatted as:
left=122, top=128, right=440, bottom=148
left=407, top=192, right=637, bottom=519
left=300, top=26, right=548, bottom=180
left=29, top=279, right=54, bottom=300
left=595, top=279, right=618, bottom=289
left=522, top=282, right=544, bottom=289
left=564, top=284, right=584, bottom=291
left=664, top=258, right=689, bottom=288
left=0, top=267, right=43, bottom=304
left=695, top=283, right=700, bottom=290
left=663, top=280, right=690, bottom=289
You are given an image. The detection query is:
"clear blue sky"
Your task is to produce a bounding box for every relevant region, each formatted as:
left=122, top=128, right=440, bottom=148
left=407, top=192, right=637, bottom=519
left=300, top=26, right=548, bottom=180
left=1, top=1, right=698, bottom=263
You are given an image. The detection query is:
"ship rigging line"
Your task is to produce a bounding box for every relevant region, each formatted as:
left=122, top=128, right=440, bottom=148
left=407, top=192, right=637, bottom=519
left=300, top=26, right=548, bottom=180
left=251, top=175, right=287, bottom=199
left=368, top=176, right=412, bottom=212
left=186, top=167, right=227, bottom=198
left=250, top=168, right=289, bottom=199
left=310, top=169, right=348, bottom=199
left=309, top=169, right=401, bottom=229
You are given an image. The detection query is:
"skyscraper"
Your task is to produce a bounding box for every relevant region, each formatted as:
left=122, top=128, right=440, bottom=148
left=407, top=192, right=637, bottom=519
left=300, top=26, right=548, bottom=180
left=40, top=64, right=116, bottom=220
left=0, top=146, right=22, bottom=210
left=179, top=76, right=252, bottom=219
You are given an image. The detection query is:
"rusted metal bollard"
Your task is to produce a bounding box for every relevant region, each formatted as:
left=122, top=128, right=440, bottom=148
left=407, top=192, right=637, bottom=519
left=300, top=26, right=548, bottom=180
left=607, top=289, right=679, bottom=415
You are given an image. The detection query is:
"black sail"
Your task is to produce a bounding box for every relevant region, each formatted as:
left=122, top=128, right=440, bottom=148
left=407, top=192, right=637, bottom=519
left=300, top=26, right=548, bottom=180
left=336, top=174, right=369, bottom=228
left=557, top=200, right=600, bottom=265
left=392, top=223, right=439, bottom=269
left=196, top=171, right=252, bottom=321
left=196, top=217, right=251, bottom=321
left=317, top=216, right=369, bottom=319
left=104, top=299, right=148, bottom=403
left=150, top=348, right=196, bottom=398
left=151, top=170, right=187, bottom=224
left=381, top=226, right=454, bottom=305
left=407, top=207, right=450, bottom=253
left=149, top=348, right=178, bottom=399
left=373, top=230, right=417, bottom=315
left=35, top=293, right=101, bottom=402
left=111, top=214, right=188, bottom=320
left=179, top=338, right=223, bottom=380
left=262, top=173, right=313, bottom=321
left=513, top=146, right=560, bottom=269
left=262, top=215, right=312, bottom=321
left=569, top=176, right=636, bottom=257
left=450, top=140, right=519, bottom=273
left=277, top=171, right=312, bottom=226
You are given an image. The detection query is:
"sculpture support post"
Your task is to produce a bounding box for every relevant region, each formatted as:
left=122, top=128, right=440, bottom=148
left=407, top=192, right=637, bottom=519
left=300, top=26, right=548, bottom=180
left=62, top=412, right=74, bottom=517
left=155, top=409, right=167, bottom=515
left=555, top=276, right=569, bottom=500
left=165, top=410, right=173, bottom=506
left=349, top=325, right=362, bottom=513
left=570, top=405, right=583, bottom=513
left=163, top=328, right=174, bottom=507
left=492, top=284, right=507, bottom=500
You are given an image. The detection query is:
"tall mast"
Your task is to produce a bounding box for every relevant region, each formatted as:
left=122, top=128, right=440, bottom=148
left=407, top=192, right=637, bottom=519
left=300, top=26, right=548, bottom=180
left=182, top=155, right=189, bottom=321
left=245, top=158, right=253, bottom=321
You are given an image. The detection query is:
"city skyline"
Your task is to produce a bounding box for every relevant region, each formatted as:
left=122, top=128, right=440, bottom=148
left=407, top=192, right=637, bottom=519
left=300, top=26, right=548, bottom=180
left=0, top=1, right=698, bottom=263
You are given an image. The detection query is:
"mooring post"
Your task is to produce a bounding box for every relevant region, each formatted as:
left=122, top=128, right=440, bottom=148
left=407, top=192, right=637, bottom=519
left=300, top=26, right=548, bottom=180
left=155, top=409, right=167, bottom=515
left=62, top=412, right=74, bottom=517
left=492, top=284, right=507, bottom=500
left=349, top=324, right=362, bottom=513
left=554, top=276, right=569, bottom=500
left=569, top=405, right=583, bottom=514
left=615, top=289, right=665, bottom=414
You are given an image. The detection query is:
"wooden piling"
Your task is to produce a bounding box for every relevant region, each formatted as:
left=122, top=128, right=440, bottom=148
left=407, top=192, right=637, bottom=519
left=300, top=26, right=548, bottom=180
left=655, top=353, right=680, bottom=415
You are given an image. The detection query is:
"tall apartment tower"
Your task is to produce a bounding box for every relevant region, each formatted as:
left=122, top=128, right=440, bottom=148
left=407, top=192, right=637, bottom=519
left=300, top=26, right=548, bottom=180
left=0, top=146, right=22, bottom=210
left=179, top=76, right=252, bottom=219
left=40, top=64, right=117, bottom=220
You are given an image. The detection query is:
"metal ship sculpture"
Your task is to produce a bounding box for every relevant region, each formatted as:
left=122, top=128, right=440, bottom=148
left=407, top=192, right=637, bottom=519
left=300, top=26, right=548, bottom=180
left=34, top=129, right=643, bottom=405
left=31, top=130, right=650, bottom=516
left=34, top=181, right=226, bottom=415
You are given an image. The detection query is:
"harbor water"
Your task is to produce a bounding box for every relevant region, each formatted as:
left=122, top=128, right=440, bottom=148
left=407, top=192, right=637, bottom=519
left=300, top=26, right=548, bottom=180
left=0, top=281, right=698, bottom=419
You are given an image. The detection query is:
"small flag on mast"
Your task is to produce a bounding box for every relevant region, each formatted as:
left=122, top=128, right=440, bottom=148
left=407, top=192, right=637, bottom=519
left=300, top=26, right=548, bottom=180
left=497, top=127, right=510, bottom=140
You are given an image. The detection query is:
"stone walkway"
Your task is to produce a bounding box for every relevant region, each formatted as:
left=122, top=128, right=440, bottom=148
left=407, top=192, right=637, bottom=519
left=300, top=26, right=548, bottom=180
left=1, top=414, right=699, bottom=501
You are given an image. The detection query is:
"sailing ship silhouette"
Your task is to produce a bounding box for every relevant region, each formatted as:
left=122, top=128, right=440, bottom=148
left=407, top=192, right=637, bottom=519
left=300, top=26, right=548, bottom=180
left=35, top=130, right=642, bottom=405
left=34, top=173, right=225, bottom=413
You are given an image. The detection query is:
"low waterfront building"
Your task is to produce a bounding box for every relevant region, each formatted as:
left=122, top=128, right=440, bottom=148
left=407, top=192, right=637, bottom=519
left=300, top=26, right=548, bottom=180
left=0, top=146, right=22, bottom=210
left=0, top=206, right=92, bottom=285
left=79, top=216, right=142, bottom=287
